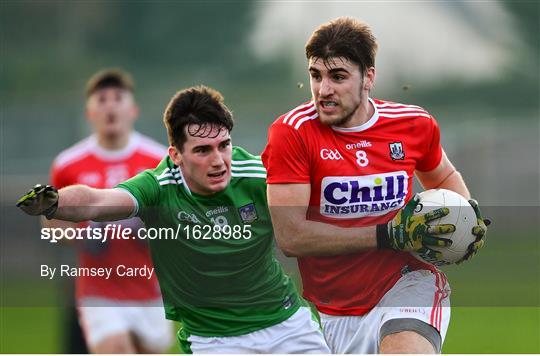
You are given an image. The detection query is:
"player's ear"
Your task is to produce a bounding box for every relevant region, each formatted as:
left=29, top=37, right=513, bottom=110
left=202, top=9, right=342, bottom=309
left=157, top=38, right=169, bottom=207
left=128, top=92, right=139, bottom=120
left=85, top=103, right=94, bottom=122
left=364, top=67, right=376, bottom=91
left=131, top=102, right=140, bottom=122
left=85, top=93, right=98, bottom=122
left=168, top=146, right=182, bottom=166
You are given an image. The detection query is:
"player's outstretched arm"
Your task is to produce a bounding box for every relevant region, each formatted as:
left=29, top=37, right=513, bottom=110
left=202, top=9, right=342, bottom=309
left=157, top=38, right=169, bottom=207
left=17, top=184, right=135, bottom=222
left=268, top=184, right=455, bottom=258
left=268, top=183, right=378, bottom=256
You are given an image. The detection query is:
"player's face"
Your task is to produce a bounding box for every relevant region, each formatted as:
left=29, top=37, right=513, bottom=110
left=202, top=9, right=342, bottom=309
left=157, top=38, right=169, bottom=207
left=309, top=57, right=373, bottom=127
left=86, top=87, right=138, bottom=138
left=170, top=125, right=232, bottom=196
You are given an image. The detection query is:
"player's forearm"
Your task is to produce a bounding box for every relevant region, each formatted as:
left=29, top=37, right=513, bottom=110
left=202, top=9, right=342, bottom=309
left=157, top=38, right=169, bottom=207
left=434, top=170, right=471, bottom=199
left=55, top=185, right=132, bottom=222
left=416, top=152, right=471, bottom=199
left=53, top=185, right=101, bottom=221
left=281, top=222, right=376, bottom=257
left=271, top=208, right=377, bottom=257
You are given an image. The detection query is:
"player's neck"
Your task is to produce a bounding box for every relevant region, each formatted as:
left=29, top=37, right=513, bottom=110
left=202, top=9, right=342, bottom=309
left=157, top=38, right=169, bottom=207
left=346, top=97, right=374, bottom=128
left=96, top=132, right=131, bottom=151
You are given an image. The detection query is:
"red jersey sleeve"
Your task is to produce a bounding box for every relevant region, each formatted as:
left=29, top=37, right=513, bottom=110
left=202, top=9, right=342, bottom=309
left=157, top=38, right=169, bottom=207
left=262, top=121, right=310, bottom=184
left=50, top=161, right=71, bottom=189
left=416, top=115, right=443, bottom=172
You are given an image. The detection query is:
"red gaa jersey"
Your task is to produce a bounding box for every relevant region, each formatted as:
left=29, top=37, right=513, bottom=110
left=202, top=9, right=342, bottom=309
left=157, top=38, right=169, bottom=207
left=262, top=98, right=442, bottom=315
left=50, top=132, right=166, bottom=301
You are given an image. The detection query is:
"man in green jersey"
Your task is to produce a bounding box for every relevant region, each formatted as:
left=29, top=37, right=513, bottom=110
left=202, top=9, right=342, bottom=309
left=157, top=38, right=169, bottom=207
left=16, top=85, right=330, bottom=354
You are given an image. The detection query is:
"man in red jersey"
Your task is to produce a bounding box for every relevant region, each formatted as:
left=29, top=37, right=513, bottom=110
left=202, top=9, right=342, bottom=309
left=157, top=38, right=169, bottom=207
left=46, top=68, right=172, bottom=353
left=262, top=18, right=489, bottom=353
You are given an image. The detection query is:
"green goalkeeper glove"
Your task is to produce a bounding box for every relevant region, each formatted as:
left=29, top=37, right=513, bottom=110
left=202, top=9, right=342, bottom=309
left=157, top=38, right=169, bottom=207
left=456, top=199, right=491, bottom=264
left=16, top=184, right=59, bottom=219
left=377, top=194, right=455, bottom=261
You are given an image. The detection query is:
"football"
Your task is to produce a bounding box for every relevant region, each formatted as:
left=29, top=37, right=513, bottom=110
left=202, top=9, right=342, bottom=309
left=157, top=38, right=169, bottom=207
left=412, top=189, right=477, bottom=265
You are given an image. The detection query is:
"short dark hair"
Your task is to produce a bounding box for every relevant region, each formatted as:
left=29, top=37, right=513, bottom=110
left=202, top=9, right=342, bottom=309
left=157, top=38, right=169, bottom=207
left=163, top=85, right=234, bottom=151
left=85, top=68, right=135, bottom=97
left=305, top=17, right=378, bottom=74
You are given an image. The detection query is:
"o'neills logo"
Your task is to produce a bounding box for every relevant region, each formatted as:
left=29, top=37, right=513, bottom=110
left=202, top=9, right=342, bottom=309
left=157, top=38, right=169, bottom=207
left=320, top=171, right=408, bottom=219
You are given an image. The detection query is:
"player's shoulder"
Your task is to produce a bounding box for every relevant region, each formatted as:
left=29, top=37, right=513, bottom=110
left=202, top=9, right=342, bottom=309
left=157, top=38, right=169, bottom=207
left=272, top=100, right=319, bottom=131
left=135, top=155, right=182, bottom=190
left=374, top=98, right=434, bottom=120
left=132, top=131, right=168, bottom=158
left=150, top=156, right=178, bottom=180
left=232, top=146, right=262, bottom=162
left=52, top=136, right=95, bottom=171
left=147, top=155, right=171, bottom=174
left=231, top=146, right=266, bottom=181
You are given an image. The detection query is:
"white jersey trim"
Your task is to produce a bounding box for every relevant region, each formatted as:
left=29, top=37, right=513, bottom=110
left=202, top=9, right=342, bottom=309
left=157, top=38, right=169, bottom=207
left=288, top=106, right=317, bottom=127
left=376, top=102, right=423, bottom=110
left=156, top=167, right=181, bottom=180
left=53, top=131, right=166, bottom=169
left=114, top=188, right=139, bottom=218
left=156, top=167, right=188, bottom=190
left=331, top=98, right=379, bottom=133
left=231, top=166, right=266, bottom=172
left=377, top=107, right=428, bottom=114
left=176, top=166, right=191, bottom=195
left=282, top=101, right=315, bottom=125
left=137, top=135, right=168, bottom=159
left=231, top=159, right=263, bottom=165
left=90, top=132, right=141, bottom=161
left=377, top=101, right=431, bottom=119
left=159, top=179, right=183, bottom=186
left=378, top=112, right=432, bottom=119
left=281, top=102, right=320, bottom=130
left=294, top=111, right=319, bottom=130
left=52, top=137, right=94, bottom=170
left=231, top=172, right=267, bottom=178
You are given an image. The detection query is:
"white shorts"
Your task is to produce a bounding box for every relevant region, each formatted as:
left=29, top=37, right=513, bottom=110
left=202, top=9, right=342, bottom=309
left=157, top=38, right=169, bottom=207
left=320, top=269, right=451, bottom=354
left=181, top=306, right=330, bottom=354
left=78, top=297, right=173, bottom=352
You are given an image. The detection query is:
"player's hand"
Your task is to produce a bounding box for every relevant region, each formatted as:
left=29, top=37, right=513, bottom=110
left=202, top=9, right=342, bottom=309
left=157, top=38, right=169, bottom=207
left=379, top=194, right=455, bottom=260
left=456, top=199, right=491, bottom=264
left=16, top=184, right=59, bottom=219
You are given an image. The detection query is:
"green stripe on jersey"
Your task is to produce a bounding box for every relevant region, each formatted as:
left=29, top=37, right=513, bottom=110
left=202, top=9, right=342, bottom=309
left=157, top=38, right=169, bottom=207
left=117, top=146, right=301, bottom=337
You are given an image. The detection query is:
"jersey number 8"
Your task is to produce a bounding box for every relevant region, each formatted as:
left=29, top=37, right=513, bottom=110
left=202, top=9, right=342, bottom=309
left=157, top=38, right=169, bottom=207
left=356, top=150, right=369, bottom=167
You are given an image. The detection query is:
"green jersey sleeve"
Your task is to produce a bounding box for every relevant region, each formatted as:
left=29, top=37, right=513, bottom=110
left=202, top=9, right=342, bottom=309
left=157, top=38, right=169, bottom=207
left=116, top=170, right=159, bottom=218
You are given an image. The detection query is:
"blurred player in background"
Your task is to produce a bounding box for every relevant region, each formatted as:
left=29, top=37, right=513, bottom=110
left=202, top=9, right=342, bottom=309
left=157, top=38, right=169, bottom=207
left=18, top=85, right=330, bottom=354
left=45, top=68, right=172, bottom=353
left=263, top=17, right=489, bottom=354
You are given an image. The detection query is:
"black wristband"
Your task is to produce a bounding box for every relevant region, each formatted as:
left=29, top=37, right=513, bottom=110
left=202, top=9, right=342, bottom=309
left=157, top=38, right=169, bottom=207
left=376, top=224, right=391, bottom=249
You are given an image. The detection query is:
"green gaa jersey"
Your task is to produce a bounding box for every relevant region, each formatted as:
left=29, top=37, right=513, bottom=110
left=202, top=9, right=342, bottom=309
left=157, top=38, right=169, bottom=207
left=116, top=147, right=302, bottom=337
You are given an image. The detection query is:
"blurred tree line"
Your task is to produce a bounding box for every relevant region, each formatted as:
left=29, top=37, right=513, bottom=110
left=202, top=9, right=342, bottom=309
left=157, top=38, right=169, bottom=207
left=1, top=0, right=538, bottom=175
